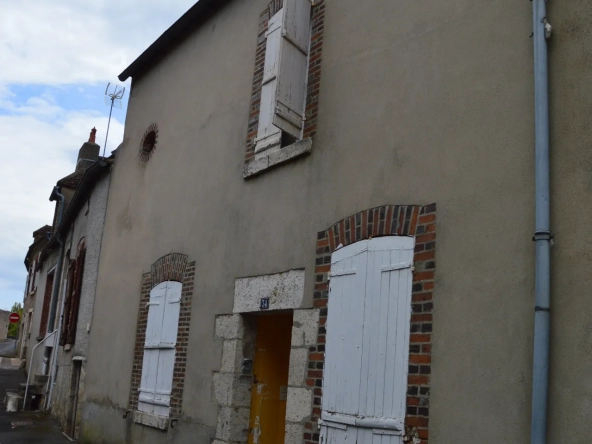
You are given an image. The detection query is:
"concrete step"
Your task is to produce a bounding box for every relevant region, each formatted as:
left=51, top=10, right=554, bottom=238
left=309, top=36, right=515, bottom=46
left=33, top=374, right=49, bottom=385
left=4, top=390, right=24, bottom=412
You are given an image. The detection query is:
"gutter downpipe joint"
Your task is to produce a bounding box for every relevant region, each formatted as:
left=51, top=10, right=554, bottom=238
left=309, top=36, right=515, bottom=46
left=532, top=1, right=552, bottom=443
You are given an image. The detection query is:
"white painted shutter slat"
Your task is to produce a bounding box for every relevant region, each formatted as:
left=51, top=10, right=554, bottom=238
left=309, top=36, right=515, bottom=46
left=324, top=257, right=343, bottom=413
left=382, top=248, right=402, bottom=417
left=360, top=247, right=379, bottom=417
left=273, top=0, right=311, bottom=138
left=145, top=282, right=167, bottom=347
left=391, top=246, right=413, bottom=418
left=255, top=10, right=283, bottom=153
left=139, top=282, right=167, bottom=414
left=346, top=251, right=367, bottom=414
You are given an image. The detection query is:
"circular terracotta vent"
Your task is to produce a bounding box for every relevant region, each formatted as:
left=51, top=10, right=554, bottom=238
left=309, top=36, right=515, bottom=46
left=139, top=124, right=158, bottom=162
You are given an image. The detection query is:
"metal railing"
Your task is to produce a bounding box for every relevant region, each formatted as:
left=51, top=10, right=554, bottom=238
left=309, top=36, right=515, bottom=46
left=23, top=330, right=56, bottom=408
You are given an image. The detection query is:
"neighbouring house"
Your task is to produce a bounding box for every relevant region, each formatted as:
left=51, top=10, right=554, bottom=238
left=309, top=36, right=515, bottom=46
left=77, top=1, right=591, bottom=444
left=0, top=310, right=9, bottom=341
left=23, top=129, right=112, bottom=426
left=42, top=154, right=112, bottom=439
left=17, top=225, right=52, bottom=360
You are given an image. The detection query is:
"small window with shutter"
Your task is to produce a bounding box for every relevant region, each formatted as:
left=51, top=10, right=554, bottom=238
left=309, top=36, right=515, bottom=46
left=61, top=240, right=86, bottom=348
left=254, top=0, right=312, bottom=155
left=138, top=281, right=182, bottom=417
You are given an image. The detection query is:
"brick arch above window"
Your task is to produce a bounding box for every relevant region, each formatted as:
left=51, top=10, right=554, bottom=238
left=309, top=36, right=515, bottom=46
left=321, top=204, right=434, bottom=252
left=150, top=253, right=189, bottom=288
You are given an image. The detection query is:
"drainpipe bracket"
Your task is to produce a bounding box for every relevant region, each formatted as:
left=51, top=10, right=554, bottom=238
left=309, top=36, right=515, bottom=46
left=543, top=18, right=552, bottom=39
left=532, top=230, right=553, bottom=242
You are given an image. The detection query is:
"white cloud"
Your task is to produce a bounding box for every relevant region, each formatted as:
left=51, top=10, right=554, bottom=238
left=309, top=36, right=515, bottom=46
left=0, top=0, right=196, bottom=86
left=0, top=0, right=197, bottom=309
left=0, top=102, right=125, bottom=260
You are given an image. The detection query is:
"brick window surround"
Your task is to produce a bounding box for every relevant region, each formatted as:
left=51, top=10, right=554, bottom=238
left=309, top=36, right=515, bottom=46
left=243, top=0, right=326, bottom=178
left=128, top=253, right=195, bottom=423
left=306, top=204, right=436, bottom=444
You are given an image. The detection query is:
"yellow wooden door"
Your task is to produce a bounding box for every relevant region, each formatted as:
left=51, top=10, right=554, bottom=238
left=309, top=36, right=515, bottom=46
left=248, top=314, right=293, bottom=444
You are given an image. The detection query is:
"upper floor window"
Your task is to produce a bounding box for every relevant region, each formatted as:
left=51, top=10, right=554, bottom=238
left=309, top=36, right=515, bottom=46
left=254, top=0, right=312, bottom=155
left=61, top=240, right=86, bottom=348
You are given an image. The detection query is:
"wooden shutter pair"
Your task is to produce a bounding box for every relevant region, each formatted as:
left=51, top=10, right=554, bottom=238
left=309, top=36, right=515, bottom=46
left=60, top=248, right=86, bottom=347
left=254, top=0, right=312, bottom=153
left=320, top=237, right=414, bottom=444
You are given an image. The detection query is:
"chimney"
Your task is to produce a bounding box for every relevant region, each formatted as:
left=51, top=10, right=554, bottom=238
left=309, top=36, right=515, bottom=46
left=89, top=127, right=97, bottom=144
left=76, top=128, right=100, bottom=171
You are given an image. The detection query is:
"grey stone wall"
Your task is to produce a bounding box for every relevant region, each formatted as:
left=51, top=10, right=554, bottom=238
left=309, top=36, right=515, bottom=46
left=51, top=171, right=111, bottom=429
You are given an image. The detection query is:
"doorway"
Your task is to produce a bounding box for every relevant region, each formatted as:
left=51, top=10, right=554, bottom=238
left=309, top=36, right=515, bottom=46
left=67, top=360, right=82, bottom=439
left=248, top=313, right=293, bottom=444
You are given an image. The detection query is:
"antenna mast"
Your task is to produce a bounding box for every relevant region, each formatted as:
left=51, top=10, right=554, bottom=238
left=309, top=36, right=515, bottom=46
left=103, top=83, right=125, bottom=157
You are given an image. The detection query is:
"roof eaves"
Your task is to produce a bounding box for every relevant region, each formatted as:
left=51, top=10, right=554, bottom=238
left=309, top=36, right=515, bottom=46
left=38, top=160, right=113, bottom=267
left=118, top=0, right=230, bottom=82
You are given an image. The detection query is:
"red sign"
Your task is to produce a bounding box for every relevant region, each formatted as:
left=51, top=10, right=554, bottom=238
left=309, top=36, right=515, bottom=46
left=8, top=312, right=20, bottom=324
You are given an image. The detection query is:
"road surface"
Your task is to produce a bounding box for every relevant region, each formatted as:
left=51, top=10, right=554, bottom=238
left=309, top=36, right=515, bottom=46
left=0, top=360, right=67, bottom=443
left=0, top=340, right=16, bottom=357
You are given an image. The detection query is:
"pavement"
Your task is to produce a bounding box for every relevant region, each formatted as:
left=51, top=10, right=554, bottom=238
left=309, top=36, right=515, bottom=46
left=0, top=357, right=68, bottom=444
left=0, top=340, right=16, bottom=357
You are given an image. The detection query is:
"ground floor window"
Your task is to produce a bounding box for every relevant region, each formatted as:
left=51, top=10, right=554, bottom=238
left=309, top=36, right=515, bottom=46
left=138, top=281, right=182, bottom=417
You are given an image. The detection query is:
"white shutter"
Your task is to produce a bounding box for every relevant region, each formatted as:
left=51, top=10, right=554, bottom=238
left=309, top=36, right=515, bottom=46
left=255, top=0, right=311, bottom=153
left=138, top=281, right=182, bottom=416
left=139, top=282, right=166, bottom=414
left=153, top=281, right=182, bottom=417
left=273, top=0, right=311, bottom=138
left=255, top=10, right=283, bottom=153
left=323, top=244, right=367, bottom=417
left=320, top=237, right=414, bottom=444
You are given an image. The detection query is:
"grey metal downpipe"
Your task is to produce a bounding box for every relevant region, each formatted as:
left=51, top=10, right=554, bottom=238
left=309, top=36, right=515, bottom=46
left=531, top=0, right=552, bottom=443
left=42, top=187, right=66, bottom=375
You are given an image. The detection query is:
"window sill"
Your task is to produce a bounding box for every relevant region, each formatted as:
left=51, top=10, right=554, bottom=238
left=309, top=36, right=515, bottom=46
left=244, top=138, right=312, bottom=179
left=133, top=411, right=169, bottom=430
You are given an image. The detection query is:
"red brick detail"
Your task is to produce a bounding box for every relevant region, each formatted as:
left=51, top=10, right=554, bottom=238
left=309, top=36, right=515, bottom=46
left=244, top=0, right=326, bottom=164
left=303, top=0, right=326, bottom=141
left=128, top=259, right=196, bottom=418
left=169, top=261, right=194, bottom=417
left=151, top=253, right=188, bottom=286
left=308, top=204, right=436, bottom=444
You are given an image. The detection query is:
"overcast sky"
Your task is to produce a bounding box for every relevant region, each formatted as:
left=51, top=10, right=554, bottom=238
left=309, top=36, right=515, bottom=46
left=0, top=0, right=196, bottom=310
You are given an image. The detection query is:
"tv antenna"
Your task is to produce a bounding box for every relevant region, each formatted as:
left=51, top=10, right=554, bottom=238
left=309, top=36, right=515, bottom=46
left=102, top=83, right=126, bottom=157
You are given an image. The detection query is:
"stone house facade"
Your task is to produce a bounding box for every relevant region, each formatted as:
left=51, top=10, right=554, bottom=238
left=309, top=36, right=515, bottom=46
left=20, top=130, right=112, bottom=437
left=80, top=0, right=592, bottom=444
left=18, top=225, right=52, bottom=359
